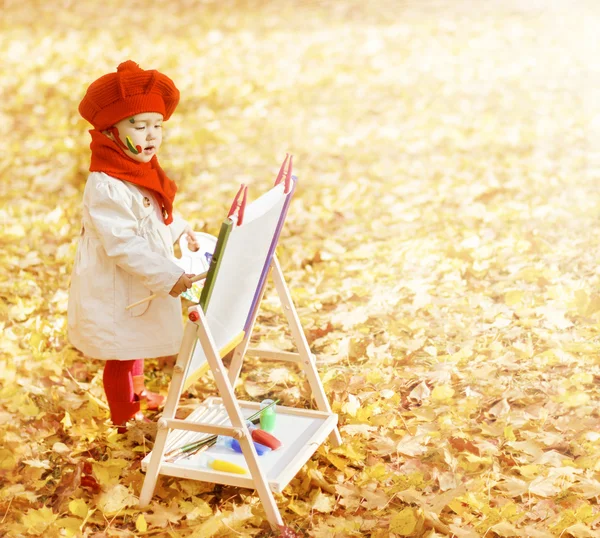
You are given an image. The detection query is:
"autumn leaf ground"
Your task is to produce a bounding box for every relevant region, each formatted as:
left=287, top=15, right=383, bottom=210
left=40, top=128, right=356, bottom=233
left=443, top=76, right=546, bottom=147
left=2, top=0, right=600, bottom=536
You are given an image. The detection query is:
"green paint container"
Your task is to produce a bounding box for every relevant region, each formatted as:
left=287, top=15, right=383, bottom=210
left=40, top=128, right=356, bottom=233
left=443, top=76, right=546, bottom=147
left=260, top=399, right=276, bottom=432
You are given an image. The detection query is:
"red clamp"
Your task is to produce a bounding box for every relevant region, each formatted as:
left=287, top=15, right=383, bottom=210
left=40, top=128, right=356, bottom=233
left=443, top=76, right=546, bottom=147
left=227, top=184, right=248, bottom=226
left=274, top=153, right=293, bottom=194
left=188, top=310, right=200, bottom=322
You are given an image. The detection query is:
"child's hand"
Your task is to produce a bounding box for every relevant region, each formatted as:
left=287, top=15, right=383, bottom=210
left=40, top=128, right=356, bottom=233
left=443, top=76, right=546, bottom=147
left=170, top=273, right=195, bottom=297
left=185, top=227, right=200, bottom=252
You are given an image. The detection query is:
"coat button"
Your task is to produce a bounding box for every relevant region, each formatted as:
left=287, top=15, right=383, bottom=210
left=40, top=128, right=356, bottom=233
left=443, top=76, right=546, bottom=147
left=143, top=197, right=151, bottom=207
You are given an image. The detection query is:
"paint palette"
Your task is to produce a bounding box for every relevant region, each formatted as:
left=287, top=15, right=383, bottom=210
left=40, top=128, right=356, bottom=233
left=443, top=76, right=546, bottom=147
left=176, top=232, right=217, bottom=301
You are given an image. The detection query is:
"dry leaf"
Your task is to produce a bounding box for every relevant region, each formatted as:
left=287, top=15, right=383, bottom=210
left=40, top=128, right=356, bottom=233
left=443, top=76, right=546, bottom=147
left=97, top=485, right=137, bottom=515
left=389, top=507, right=421, bottom=536
left=2, top=2, right=597, bottom=536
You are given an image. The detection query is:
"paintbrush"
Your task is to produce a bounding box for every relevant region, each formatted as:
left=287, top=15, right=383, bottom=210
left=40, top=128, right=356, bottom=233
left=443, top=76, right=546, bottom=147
left=166, top=399, right=279, bottom=461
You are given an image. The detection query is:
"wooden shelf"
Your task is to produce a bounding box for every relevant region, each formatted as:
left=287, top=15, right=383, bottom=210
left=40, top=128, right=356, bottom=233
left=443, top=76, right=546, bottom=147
left=142, top=397, right=338, bottom=493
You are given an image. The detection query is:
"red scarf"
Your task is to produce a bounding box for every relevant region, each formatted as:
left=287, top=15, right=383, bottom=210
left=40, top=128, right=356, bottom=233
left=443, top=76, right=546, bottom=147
left=88, top=130, right=177, bottom=224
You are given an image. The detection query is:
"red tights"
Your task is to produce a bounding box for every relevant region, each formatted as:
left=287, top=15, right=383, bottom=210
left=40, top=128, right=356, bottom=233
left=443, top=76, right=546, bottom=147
left=102, top=359, right=143, bottom=425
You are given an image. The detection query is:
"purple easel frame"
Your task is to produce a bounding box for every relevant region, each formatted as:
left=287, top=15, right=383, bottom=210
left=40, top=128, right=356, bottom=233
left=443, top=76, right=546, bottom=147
left=243, top=176, right=297, bottom=332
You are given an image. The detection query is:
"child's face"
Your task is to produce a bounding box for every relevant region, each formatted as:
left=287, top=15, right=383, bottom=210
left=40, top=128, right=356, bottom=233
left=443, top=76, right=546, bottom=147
left=111, top=112, right=164, bottom=163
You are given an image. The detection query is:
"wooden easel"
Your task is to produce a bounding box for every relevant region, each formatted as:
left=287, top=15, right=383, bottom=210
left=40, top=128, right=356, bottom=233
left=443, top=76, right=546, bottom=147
left=139, top=159, right=341, bottom=529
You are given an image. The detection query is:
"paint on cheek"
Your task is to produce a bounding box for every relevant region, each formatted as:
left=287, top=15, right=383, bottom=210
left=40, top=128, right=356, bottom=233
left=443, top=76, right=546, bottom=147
left=125, top=136, right=142, bottom=155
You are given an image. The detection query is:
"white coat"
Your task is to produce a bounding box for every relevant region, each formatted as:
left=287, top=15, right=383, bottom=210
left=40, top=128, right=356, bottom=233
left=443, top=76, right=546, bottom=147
left=68, top=172, right=188, bottom=360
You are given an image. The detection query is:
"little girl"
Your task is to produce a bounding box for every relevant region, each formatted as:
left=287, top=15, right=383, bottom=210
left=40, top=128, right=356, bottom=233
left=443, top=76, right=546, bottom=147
left=68, top=60, right=199, bottom=430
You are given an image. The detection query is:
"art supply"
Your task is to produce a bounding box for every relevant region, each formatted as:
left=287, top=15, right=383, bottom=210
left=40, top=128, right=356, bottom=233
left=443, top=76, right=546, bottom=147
left=181, top=286, right=201, bottom=303
left=216, top=435, right=271, bottom=456
left=260, top=399, right=276, bottom=432
left=166, top=400, right=279, bottom=461
left=252, top=429, right=282, bottom=451
left=164, top=404, right=229, bottom=461
left=125, top=271, right=208, bottom=310
left=246, top=422, right=282, bottom=451
left=207, top=458, right=247, bottom=475
left=177, top=233, right=218, bottom=303
left=164, top=404, right=221, bottom=455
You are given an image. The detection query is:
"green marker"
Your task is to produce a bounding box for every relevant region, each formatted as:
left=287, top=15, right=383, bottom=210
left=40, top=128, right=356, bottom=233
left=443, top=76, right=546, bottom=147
left=260, top=399, right=276, bottom=432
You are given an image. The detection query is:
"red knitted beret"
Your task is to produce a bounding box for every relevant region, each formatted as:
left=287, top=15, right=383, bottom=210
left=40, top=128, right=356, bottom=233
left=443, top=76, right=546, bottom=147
left=79, top=60, right=180, bottom=130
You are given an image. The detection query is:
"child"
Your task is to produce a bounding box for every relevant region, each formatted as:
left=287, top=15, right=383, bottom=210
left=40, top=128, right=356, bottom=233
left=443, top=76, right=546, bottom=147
left=68, top=60, right=199, bottom=430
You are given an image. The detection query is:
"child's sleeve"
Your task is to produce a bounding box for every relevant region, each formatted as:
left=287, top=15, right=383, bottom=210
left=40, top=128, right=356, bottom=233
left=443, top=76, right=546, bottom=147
left=168, top=212, right=189, bottom=245
left=86, top=179, right=184, bottom=294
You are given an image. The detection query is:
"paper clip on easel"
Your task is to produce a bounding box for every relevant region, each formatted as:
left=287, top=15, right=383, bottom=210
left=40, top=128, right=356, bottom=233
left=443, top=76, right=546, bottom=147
left=273, top=153, right=293, bottom=194
left=227, top=184, right=248, bottom=225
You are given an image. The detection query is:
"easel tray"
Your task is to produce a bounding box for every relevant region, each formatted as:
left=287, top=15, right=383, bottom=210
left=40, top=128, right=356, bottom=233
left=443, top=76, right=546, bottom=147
left=141, top=397, right=338, bottom=493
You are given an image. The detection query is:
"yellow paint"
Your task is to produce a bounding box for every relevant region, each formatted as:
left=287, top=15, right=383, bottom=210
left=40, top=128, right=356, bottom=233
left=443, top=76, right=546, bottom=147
left=182, top=331, right=245, bottom=391
left=209, top=459, right=247, bottom=474
left=183, top=362, right=210, bottom=391
left=219, top=331, right=245, bottom=358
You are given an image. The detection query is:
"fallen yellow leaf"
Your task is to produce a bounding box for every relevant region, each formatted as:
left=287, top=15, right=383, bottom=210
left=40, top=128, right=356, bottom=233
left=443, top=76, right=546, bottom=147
left=389, top=507, right=420, bottom=536
left=136, top=513, right=148, bottom=532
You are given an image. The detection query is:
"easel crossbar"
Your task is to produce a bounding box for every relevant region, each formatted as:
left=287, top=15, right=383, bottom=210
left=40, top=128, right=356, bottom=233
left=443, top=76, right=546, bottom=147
left=245, top=349, right=310, bottom=363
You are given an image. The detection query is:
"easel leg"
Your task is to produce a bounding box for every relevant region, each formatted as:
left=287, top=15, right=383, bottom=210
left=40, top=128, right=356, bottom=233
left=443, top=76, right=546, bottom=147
left=139, top=427, right=169, bottom=507
left=139, top=323, right=197, bottom=507
left=238, top=438, right=285, bottom=528
left=194, top=310, right=284, bottom=529
left=271, top=256, right=342, bottom=447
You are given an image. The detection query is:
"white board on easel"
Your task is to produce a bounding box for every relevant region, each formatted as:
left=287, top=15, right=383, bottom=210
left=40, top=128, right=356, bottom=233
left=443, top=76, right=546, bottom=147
left=181, top=181, right=293, bottom=390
